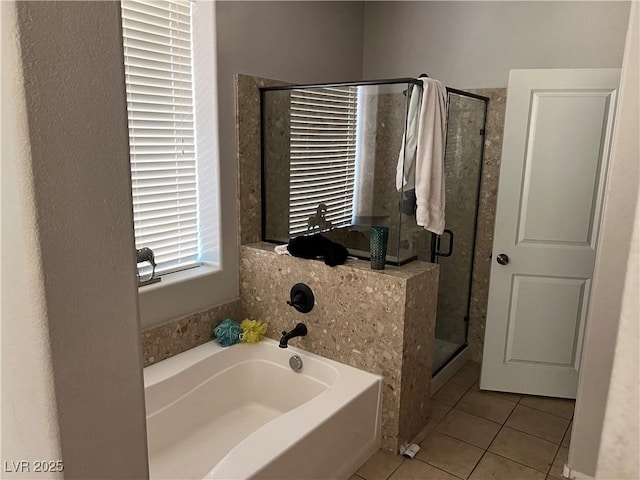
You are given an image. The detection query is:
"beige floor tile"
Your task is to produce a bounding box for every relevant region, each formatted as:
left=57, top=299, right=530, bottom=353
left=413, top=401, right=452, bottom=444
left=349, top=476, right=366, bottom=480
left=505, top=405, right=569, bottom=444
left=435, top=408, right=501, bottom=449
left=389, top=460, right=460, bottom=480
left=357, top=450, right=403, bottom=480
left=549, top=446, right=568, bottom=479
left=562, top=422, right=572, bottom=448
left=469, top=452, right=546, bottom=480
left=432, top=381, right=469, bottom=406
left=449, top=362, right=481, bottom=387
left=429, top=401, right=452, bottom=428
left=457, top=390, right=517, bottom=424
left=472, top=381, right=522, bottom=403
left=417, top=431, right=484, bottom=478
left=488, top=426, right=558, bottom=473
left=520, top=395, right=575, bottom=420
left=448, top=371, right=477, bottom=388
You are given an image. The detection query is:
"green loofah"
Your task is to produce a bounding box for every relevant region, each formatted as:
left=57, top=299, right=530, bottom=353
left=214, top=318, right=242, bottom=347
left=239, top=318, right=267, bottom=343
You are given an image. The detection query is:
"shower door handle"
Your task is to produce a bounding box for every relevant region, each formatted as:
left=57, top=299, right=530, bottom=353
left=435, top=229, right=454, bottom=258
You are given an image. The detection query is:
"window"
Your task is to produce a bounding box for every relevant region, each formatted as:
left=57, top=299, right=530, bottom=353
left=288, top=87, right=359, bottom=235
left=121, top=0, right=226, bottom=328
left=121, top=0, right=200, bottom=275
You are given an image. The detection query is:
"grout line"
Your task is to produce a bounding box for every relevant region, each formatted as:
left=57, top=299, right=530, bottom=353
left=547, top=442, right=562, bottom=477
left=485, top=419, right=505, bottom=453
left=412, top=457, right=466, bottom=480
left=466, top=449, right=488, bottom=479
left=499, top=422, right=563, bottom=446
left=517, top=400, right=575, bottom=421
left=560, top=420, right=572, bottom=448
left=488, top=449, right=557, bottom=476
left=431, top=430, right=491, bottom=451
left=384, top=456, right=405, bottom=480
left=449, top=406, right=504, bottom=427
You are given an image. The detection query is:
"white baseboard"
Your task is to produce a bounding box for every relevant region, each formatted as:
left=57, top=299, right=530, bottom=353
left=431, top=346, right=470, bottom=395
left=564, top=464, right=595, bottom=480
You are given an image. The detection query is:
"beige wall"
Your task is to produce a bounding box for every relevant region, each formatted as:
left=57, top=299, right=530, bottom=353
left=3, top=2, right=148, bottom=478
left=571, top=3, right=639, bottom=478
left=215, top=1, right=364, bottom=281
left=1, top=2, right=62, bottom=475
left=363, top=1, right=630, bottom=88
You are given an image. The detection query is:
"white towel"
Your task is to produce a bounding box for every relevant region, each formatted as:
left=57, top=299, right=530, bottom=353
left=396, top=83, right=422, bottom=191
left=396, top=78, right=448, bottom=235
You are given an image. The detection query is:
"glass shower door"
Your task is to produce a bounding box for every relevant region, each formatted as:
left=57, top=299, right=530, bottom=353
left=431, top=92, right=487, bottom=374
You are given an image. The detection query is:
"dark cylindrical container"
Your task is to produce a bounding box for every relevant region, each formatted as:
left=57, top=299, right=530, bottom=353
left=370, top=226, right=389, bottom=270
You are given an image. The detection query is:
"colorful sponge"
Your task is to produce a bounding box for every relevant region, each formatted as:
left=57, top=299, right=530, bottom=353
left=239, top=319, right=267, bottom=344
left=214, top=318, right=242, bottom=347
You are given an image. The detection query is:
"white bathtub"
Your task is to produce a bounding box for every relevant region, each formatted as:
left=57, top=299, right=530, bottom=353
left=144, top=338, right=382, bottom=479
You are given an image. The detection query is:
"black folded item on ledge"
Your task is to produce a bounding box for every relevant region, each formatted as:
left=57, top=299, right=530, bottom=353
left=287, top=234, right=349, bottom=267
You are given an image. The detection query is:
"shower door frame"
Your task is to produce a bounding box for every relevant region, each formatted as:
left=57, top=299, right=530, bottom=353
left=431, top=88, right=489, bottom=376
left=259, top=77, right=423, bottom=266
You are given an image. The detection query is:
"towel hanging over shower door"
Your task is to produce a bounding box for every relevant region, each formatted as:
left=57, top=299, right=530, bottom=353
left=396, top=77, right=448, bottom=235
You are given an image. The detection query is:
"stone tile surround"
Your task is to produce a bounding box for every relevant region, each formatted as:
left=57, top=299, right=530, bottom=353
left=141, top=299, right=242, bottom=367
left=240, top=242, right=439, bottom=452
left=467, top=88, right=507, bottom=363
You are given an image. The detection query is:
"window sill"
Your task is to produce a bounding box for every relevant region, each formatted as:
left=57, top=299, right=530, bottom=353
left=137, top=262, right=233, bottom=330
left=138, top=263, right=219, bottom=293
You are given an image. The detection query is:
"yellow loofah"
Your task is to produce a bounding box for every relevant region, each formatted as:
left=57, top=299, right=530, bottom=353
left=239, top=318, right=267, bottom=343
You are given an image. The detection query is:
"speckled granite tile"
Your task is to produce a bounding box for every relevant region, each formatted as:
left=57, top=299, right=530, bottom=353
left=141, top=299, right=242, bottom=367
left=466, top=88, right=507, bottom=363
left=239, top=243, right=438, bottom=452
left=434, top=93, right=486, bottom=345
left=398, top=265, right=439, bottom=445
left=236, top=74, right=289, bottom=245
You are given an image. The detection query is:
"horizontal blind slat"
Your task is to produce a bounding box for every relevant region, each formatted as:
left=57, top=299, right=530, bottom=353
left=122, top=0, right=199, bottom=275
left=288, top=86, right=358, bottom=236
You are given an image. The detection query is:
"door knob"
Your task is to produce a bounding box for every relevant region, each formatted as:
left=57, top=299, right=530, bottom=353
left=496, top=253, right=510, bottom=265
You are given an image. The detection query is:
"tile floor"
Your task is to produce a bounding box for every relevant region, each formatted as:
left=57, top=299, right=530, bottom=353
left=353, top=362, right=574, bottom=480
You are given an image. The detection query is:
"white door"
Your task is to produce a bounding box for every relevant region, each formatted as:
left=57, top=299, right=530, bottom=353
left=480, top=69, right=620, bottom=398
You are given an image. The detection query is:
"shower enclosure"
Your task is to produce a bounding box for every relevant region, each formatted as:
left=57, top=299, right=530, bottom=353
left=259, top=79, right=488, bottom=376
left=427, top=91, right=488, bottom=374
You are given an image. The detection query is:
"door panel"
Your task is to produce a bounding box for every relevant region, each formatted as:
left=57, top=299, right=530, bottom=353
left=481, top=69, right=620, bottom=398
left=518, top=91, right=615, bottom=246
left=506, top=275, right=589, bottom=366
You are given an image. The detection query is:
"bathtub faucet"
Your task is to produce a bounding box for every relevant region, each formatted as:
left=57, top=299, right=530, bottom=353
left=279, top=323, right=307, bottom=348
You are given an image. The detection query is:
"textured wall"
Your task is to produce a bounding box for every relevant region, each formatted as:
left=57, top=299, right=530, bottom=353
left=594, top=9, right=639, bottom=478
left=9, top=1, right=149, bottom=478
left=240, top=243, right=438, bottom=452
left=467, top=88, right=508, bottom=362
left=572, top=4, right=639, bottom=477
left=363, top=1, right=630, bottom=88
left=2, top=2, right=62, bottom=475
left=216, top=1, right=365, bottom=293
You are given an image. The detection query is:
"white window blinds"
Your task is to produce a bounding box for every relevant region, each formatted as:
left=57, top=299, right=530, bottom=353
left=289, top=87, right=359, bottom=235
left=121, top=0, right=199, bottom=275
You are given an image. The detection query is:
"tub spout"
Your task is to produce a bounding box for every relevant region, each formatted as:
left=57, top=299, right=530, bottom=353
left=279, top=323, right=307, bottom=348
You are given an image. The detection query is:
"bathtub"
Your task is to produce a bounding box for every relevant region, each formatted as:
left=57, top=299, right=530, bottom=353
left=144, top=338, right=382, bottom=479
